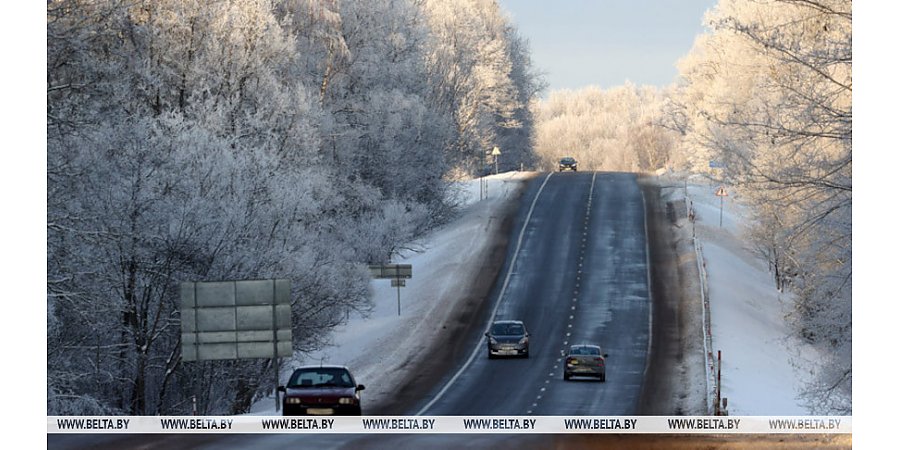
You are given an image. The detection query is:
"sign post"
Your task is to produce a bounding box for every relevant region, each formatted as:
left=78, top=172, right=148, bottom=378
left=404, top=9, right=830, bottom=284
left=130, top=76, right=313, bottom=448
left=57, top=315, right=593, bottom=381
left=368, top=264, right=413, bottom=315
left=715, top=186, right=728, bottom=227
left=491, top=146, right=501, bottom=175
left=480, top=149, right=486, bottom=201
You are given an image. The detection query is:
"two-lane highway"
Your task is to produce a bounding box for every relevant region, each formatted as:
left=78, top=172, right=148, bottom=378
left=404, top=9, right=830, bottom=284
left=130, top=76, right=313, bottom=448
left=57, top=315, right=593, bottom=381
left=414, top=171, right=651, bottom=416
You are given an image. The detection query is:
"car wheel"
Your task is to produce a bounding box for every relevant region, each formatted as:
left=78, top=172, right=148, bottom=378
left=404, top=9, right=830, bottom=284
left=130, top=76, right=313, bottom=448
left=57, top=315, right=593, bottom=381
left=600, top=373, right=606, bottom=382
left=488, top=352, right=495, bottom=359
left=564, top=372, right=570, bottom=381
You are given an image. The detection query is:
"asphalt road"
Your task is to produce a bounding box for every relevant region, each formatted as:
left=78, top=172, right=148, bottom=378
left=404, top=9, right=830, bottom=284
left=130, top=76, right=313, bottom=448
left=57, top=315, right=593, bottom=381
left=409, top=171, right=650, bottom=416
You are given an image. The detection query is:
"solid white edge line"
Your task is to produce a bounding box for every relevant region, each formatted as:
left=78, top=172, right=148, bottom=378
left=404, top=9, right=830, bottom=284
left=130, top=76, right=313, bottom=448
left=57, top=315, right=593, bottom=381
left=640, top=186, right=654, bottom=384
left=415, top=172, right=555, bottom=416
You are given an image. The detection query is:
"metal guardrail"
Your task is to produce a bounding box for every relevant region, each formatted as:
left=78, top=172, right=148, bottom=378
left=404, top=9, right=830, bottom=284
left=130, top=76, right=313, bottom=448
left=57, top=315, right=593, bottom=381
left=686, top=194, right=720, bottom=415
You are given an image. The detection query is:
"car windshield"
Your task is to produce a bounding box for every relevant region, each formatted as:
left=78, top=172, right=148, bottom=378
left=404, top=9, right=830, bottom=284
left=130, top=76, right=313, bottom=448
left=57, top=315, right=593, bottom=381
left=287, top=368, right=355, bottom=388
left=491, top=322, right=525, bottom=336
left=571, top=346, right=600, bottom=356
left=561, top=157, right=574, bottom=163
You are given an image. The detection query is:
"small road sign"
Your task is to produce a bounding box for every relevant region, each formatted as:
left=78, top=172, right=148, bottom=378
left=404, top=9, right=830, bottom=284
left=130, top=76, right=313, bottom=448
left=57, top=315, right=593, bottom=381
left=714, top=186, right=727, bottom=227
left=368, top=264, right=413, bottom=315
left=368, top=264, right=412, bottom=279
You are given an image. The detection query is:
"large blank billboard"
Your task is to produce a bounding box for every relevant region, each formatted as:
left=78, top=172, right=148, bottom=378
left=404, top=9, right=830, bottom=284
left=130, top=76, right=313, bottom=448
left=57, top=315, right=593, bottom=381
left=180, top=279, right=292, bottom=361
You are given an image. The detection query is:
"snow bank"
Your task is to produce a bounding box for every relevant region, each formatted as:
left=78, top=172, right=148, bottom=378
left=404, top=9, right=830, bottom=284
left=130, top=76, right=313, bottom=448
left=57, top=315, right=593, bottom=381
left=673, top=175, right=817, bottom=415
left=248, top=172, right=532, bottom=414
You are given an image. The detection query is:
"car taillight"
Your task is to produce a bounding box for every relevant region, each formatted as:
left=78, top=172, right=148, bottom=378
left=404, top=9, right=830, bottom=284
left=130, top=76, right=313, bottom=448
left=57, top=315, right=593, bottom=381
left=595, top=358, right=604, bottom=365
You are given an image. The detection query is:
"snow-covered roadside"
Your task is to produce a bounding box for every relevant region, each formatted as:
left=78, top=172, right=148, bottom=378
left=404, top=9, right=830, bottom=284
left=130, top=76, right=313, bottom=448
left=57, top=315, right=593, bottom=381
left=246, top=170, right=817, bottom=416
left=247, top=171, right=534, bottom=414
left=665, top=174, right=818, bottom=415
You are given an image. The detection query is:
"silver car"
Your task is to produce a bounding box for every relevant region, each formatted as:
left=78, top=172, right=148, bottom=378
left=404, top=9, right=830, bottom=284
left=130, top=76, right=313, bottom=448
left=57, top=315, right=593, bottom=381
left=563, top=344, right=607, bottom=381
left=485, top=320, right=530, bottom=359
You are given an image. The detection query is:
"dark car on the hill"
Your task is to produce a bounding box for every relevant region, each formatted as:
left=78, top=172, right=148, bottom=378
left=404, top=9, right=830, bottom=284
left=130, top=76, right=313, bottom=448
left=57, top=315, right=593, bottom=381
left=278, top=365, right=365, bottom=415
left=558, top=156, right=578, bottom=172
left=485, top=320, right=530, bottom=358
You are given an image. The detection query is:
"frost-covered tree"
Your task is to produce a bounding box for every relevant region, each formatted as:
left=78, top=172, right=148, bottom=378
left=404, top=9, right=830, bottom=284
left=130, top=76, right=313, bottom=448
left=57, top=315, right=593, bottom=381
left=47, top=0, right=352, bottom=415
left=48, top=0, right=541, bottom=415
left=667, top=0, right=851, bottom=413
left=497, top=27, right=546, bottom=172
left=422, top=0, right=539, bottom=176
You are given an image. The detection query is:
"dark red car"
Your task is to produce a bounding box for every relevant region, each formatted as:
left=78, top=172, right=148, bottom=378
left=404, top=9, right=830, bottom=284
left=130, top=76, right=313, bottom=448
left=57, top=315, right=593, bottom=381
left=277, top=365, right=365, bottom=415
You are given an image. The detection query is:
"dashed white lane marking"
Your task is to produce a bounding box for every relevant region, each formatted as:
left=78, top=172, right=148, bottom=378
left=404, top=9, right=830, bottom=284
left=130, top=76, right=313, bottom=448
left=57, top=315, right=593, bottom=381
left=529, top=172, right=598, bottom=416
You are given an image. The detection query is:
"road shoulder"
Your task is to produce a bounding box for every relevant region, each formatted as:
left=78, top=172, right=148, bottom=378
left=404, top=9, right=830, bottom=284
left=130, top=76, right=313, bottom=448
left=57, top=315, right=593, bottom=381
left=637, top=175, right=707, bottom=415
left=369, top=176, right=531, bottom=414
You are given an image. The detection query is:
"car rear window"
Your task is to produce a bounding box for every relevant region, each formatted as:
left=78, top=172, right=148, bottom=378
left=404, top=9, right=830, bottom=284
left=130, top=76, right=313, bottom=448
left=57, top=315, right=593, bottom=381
left=491, top=323, right=525, bottom=335
left=571, top=346, right=600, bottom=355
left=288, top=368, right=354, bottom=388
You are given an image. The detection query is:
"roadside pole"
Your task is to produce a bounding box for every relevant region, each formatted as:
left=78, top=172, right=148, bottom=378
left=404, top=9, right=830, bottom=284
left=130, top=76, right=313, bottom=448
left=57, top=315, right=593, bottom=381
left=491, top=146, right=501, bottom=176
left=272, top=280, right=280, bottom=412
left=370, top=264, right=412, bottom=316
left=715, top=186, right=728, bottom=227
left=481, top=149, right=487, bottom=200
left=716, top=350, right=722, bottom=415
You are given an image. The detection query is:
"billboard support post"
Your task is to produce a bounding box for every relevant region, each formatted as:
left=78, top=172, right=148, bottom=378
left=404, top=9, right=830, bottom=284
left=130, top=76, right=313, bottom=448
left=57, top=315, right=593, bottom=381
left=180, top=279, right=292, bottom=412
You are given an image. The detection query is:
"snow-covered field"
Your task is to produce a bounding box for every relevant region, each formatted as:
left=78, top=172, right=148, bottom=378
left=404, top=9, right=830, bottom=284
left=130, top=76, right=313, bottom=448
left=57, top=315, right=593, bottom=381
left=250, top=171, right=816, bottom=415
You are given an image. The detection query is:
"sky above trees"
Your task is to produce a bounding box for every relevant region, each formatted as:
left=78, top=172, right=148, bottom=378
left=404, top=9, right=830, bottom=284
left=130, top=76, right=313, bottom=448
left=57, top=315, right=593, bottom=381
left=497, top=0, right=718, bottom=90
